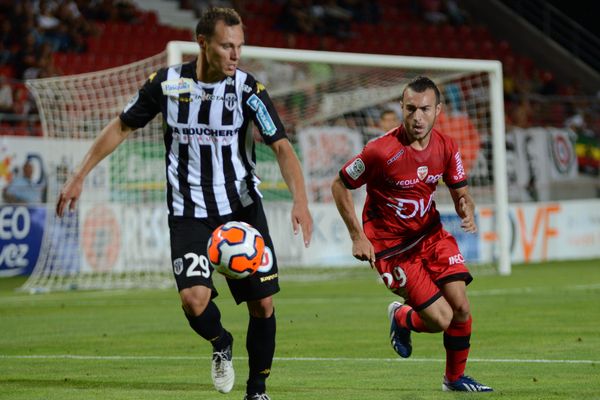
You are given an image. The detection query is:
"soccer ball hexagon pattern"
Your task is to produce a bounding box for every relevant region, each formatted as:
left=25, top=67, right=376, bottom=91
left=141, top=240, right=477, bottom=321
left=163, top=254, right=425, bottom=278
left=207, top=221, right=265, bottom=279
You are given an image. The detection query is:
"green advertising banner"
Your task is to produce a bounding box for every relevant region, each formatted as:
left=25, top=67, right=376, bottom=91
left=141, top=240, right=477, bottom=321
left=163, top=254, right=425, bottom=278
left=110, top=140, right=165, bottom=203
left=254, top=142, right=298, bottom=201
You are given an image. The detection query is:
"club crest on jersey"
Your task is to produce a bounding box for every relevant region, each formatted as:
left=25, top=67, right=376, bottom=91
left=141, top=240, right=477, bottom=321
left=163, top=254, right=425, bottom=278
left=417, top=166, right=428, bottom=181
left=346, top=158, right=365, bottom=180
left=225, top=93, right=237, bottom=111
left=161, top=78, right=194, bottom=95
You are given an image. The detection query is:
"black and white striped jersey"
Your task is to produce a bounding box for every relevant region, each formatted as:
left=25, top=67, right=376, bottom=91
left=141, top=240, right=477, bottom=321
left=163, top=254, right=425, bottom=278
left=120, top=59, right=287, bottom=218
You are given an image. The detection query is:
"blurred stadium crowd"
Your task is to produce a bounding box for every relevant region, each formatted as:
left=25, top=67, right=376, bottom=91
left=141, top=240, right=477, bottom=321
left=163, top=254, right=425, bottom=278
left=0, top=0, right=598, bottom=176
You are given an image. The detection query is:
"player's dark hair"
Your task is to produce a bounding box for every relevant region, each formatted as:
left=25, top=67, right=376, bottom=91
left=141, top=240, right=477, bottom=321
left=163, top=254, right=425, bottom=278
left=195, top=7, right=242, bottom=38
left=402, top=76, right=441, bottom=104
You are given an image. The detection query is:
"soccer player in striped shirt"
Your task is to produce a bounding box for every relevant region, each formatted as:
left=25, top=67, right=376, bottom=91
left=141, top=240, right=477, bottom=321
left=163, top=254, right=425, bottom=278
left=331, top=76, right=492, bottom=392
left=56, top=8, right=312, bottom=400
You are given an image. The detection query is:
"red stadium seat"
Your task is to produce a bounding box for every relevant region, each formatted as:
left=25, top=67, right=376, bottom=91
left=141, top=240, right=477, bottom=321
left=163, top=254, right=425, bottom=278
left=457, top=25, right=473, bottom=41
left=479, top=40, right=496, bottom=59
left=423, top=25, right=439, bottom=40
left=518, top=56, right=536, bottom=78
left=405, top=24, right=422, bottom=42
left=462, top=39, right=479, bottom=59
left=496, top=40, right=513, bottom=59
left=472, top=25, right=492, bottom=42
left=52, top=53, right=69, bottom=68
left=113, top=40, right=131, bottom=56
left=440, top=24, right=456, bottom=39
left=140, top=11, right=158, bottom=25
left=408, top=39, right=427, bottom=56
left=444, top=39, right=461, bottom=58
left=86, top=37, right=102, bottom=52
left=129, top=24, right=146, bottom=38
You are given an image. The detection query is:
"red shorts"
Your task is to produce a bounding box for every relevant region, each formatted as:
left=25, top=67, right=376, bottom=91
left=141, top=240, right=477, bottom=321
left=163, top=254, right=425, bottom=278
left=374, top=227, right=472, bottom=311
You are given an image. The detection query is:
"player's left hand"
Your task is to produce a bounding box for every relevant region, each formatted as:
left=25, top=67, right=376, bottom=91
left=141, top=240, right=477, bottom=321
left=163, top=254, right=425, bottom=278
left=459, top=197, right=477, bottom=233
left=291, top=202, right=313, bottom=247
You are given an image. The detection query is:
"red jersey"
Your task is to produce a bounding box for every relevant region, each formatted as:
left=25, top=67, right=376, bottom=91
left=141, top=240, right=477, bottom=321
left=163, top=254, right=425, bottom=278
left=339, top=125, right=468, bottom=258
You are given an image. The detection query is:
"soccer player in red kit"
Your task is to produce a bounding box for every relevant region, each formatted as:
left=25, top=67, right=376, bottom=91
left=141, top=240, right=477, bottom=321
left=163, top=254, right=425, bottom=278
left=331, top=76, right=492, bottom=392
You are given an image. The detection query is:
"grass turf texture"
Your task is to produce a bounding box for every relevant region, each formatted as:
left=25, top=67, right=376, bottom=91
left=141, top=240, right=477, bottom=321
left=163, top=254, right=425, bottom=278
left=1, top=259, right=599, bottom=399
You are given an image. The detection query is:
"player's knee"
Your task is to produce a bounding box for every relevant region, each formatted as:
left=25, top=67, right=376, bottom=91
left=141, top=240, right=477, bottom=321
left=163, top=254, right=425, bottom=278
left=180, top=288, right=211, bottom=316
left=452, top=301, right=471, bottom=322
left=247, top=296, right=273, bottom=318
left=431, top=307, right=454, bottom=331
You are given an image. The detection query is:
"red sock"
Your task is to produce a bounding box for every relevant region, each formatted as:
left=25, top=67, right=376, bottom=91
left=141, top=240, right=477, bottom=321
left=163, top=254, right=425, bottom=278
left=394, top=304, right=428, bottom=332
left=444, top=316, right=472, bottom=382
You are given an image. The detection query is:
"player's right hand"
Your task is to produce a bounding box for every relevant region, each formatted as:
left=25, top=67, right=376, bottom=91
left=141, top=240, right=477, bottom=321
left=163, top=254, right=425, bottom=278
left=56, top=176, right=84, bottom=217
left=351, top=235, right=375, bottom=266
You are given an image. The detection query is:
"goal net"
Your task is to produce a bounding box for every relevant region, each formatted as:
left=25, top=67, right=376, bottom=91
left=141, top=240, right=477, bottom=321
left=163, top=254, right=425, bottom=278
left=21, top=43, right=509, bottom=292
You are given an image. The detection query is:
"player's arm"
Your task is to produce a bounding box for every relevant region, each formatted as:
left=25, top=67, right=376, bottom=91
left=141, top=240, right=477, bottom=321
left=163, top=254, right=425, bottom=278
left=331, top=175, right=375, bottom=265
left=56, top=117, right=134, bottom=217
left=270, top=138, right=313, bottom=247
left=449, top=185, right=477, bottom=233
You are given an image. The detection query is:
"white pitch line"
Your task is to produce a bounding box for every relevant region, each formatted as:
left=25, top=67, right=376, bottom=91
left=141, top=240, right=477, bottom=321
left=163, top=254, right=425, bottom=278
left=2, top=283, right=598, bottom=305
left=0, top=355, right=596, bottom=365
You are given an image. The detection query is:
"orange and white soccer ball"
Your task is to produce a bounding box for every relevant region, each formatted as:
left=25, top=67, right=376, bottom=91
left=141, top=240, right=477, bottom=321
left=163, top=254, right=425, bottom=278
left=207, top=221, right=265, bottom=279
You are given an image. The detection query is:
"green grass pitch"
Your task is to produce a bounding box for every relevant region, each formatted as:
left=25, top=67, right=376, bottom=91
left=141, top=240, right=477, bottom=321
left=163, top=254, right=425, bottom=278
left=1, top=259, right=599, bottom=399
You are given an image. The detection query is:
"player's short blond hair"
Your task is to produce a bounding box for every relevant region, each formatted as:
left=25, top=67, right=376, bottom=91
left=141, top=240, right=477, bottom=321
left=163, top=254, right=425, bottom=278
left=195, top=7, right=242, bottom=38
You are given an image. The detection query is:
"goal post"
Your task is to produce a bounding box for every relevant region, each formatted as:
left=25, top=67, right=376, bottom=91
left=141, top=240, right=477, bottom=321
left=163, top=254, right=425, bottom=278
left=168, top=41, right=510, bottom=275
left=21, top=42, right=510, bottom=293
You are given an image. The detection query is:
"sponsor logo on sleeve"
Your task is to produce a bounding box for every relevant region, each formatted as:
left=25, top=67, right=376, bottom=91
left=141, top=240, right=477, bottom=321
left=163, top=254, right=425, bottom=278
left=453, top=152, right=466, bottom=180
left=448, top=253, right=465, bottom=265
left=345, top=158, right=365, bottom=180
left=247, top=94, right=277, bottom=136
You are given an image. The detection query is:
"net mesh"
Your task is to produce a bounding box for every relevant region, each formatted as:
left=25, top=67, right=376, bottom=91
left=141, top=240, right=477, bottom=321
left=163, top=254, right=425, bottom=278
left=21, top=46, right=499, bottom=292
left=23, top=54, right=172, bottom=292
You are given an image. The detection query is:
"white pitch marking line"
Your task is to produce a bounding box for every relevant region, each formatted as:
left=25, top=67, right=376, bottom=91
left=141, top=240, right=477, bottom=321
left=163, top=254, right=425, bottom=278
left=0, top=355, right=596, bottom=364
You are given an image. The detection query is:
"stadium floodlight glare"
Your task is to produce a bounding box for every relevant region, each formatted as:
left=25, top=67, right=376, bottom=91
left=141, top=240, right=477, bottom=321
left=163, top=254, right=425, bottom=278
left=22, top=42, right=510, bottom=292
